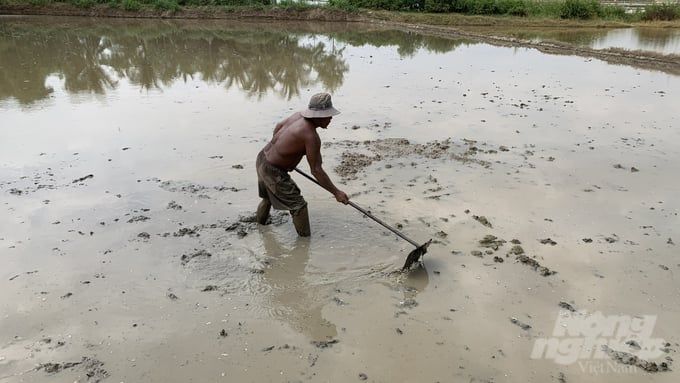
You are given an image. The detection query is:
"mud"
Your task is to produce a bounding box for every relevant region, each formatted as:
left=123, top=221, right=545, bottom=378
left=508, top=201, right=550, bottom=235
left=37, top=357, right=108, bottom=383
left=558, top=301, right=577, bottom=312
left=602, top=346, right=671, bottom=373
left=516, top=254, right=557, bottom=276
left=71, top=174, right=94, bottom=183
left=332, top=138, right=489, bottom=180
left=472, top=215, right=492, bottom=228
left=510, top=317, right=532, bottom=331
left=1, top=16, right=678, bottom=383
left=478, top=234, right=506, bottom=251
left=180, top=249, right=212, bottom=265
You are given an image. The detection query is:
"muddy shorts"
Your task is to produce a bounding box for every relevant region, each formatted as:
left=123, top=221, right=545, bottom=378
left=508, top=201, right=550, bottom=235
left=256, top=150, right=307, bottom=212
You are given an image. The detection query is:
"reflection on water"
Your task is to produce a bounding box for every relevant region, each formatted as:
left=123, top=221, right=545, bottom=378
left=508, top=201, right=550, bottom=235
left=259, top=228, right=337, bottom=341
left=0, top=19, right=347, bottom=104
left=472, top=27, right=680, bottom=55
left=0, top=17, right=468, bottom=106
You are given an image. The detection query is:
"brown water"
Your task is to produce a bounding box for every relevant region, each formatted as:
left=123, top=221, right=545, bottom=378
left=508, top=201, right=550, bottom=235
left=1, top=16, right=679, bottom=383
left=466, top=26, right=680, bottom=55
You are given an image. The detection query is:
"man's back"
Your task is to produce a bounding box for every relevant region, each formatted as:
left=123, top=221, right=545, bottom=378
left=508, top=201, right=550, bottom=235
left=264, top=112, right=315, bottom=171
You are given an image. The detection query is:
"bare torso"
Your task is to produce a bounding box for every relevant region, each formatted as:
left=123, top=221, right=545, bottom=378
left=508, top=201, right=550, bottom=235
left=260, top=109, right=348, bottom=204
left=263, top=112, right=317, bottom=171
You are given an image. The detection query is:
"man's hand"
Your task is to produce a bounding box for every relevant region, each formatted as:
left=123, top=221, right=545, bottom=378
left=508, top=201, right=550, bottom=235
left=334, top=190, right=349, bottom=204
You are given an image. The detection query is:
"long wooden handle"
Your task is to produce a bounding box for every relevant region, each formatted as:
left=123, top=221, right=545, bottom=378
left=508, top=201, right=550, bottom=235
left=294, top=167, right=420, bottom=248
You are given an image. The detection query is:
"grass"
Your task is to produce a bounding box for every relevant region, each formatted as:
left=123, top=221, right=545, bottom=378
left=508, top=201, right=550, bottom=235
left=643, top=3, right=680, bottom=21
left=329, top=0, right=680, bottom=21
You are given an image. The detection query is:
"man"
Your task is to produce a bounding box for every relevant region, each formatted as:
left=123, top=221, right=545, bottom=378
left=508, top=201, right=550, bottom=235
left=256, top=93, right=349, bottom=236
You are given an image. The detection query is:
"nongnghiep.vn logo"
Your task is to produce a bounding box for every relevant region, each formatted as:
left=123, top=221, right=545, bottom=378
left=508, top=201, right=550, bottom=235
left=531, top=310, right=668, bottom=367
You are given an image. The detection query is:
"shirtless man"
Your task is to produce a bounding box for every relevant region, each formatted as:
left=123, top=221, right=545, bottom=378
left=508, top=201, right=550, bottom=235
left=256, top=93, right=349, bottom=236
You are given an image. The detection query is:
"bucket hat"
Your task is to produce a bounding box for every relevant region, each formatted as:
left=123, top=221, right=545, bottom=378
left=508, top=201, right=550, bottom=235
left=300, top=93, right=340, bottom=118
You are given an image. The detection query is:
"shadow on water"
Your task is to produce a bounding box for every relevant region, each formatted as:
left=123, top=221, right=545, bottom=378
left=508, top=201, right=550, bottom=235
left=0, top=17, right=471, bottom=106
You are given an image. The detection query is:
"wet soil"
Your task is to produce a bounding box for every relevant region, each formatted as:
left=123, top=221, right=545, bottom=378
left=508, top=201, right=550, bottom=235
left=1, top=16, right=679, bottom=383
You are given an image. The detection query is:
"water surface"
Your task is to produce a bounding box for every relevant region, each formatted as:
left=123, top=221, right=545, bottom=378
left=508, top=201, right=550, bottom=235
left=1, top=16, right=679, bottom=383
left=465, top=26, right=680, bottom=55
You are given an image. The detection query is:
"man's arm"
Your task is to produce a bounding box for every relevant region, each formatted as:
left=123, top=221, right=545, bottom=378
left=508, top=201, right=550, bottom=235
left=305, top=132, right=349, bottom=204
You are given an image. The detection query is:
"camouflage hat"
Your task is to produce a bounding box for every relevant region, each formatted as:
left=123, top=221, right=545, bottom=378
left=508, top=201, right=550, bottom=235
left=300, top=93, right=340, bottom=118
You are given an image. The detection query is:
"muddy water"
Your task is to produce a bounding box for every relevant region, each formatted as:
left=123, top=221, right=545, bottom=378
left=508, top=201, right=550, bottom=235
left=465, top=26, right=680, bottom=55
left=1, top=16, right=679, bottom=382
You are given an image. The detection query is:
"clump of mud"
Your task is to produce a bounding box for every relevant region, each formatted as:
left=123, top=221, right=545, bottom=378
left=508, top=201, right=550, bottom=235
left=479, top=235, right=505, bottom=251
left=312, top=339, right=339, bottom=349
left=167, top=201, right=182, bottom=210
left=510, top=316, right=531, bottom=330
left=200, top=212, right=289, bottom=238
left=473, top=215, right=492, bottom=228
left=335, top=152, right=376, bottom=180
left=169, top=212, right=289, bottom=242
left=160, top=180, right=240, bottom=194
left=601, top=345, right=671, bottom=373
left=174, top=227, right=200, bottom=237
left=331, top=138, right=490, bottom=180
left=516, top=254, right=556, bottom=276
left=181, top=249, right=212, bottom=265
left=558, top=301, right=577, bottom=312
left=127, top=215, right=150, bottom=223
left=36, top=356, right=109, bottom=382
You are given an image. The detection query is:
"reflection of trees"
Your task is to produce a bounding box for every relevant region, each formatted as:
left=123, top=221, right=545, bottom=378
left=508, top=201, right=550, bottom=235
left=634, top=28, right=680, bottom=52
left=0, top=21, right=350, bottom=105
left=327, top=29, right=467, bottom=57
left=0, top=19, right=469, bottom=106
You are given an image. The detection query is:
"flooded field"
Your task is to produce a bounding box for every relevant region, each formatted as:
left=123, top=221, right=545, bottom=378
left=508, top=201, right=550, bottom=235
left=1, top=16, right=679, bottom=383
left=464, top=26, right=680, bottom=55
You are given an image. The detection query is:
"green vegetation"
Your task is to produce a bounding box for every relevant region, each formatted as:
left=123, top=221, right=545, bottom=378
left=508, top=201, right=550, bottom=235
left=4, top=0, right=275, bottom=10
left=643, top=3, right=680, bottom=21
left=329, top=0, right=680, bottom=21
left=122, top=0, right=140, bottom=10
left=2, top=0, right=679, bottom=22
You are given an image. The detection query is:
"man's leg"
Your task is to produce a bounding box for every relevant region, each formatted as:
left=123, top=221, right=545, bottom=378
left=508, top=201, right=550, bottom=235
left=256, top=198, right=271, bottom=225
left=291, top=205, right=310, bottom=237
left=256, top=172, right=271, bottom=225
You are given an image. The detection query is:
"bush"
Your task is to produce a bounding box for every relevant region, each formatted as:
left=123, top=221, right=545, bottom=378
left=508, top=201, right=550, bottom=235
left=560, top=0, right=600, bottom=19
left=423, top=0, right=453, bottom=12
left=122, top=0, right=140, bottom=9
left=642, top=3, right=680, bottom=21
left=72, top=0, right=95, bottom=6
left=153, top=0, right=180, bottom=10
left=506, top=0, right=529, bottom=16
left=598, top=4, right=627, bottom=20
left=328, top=0, right=359, bottom=11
